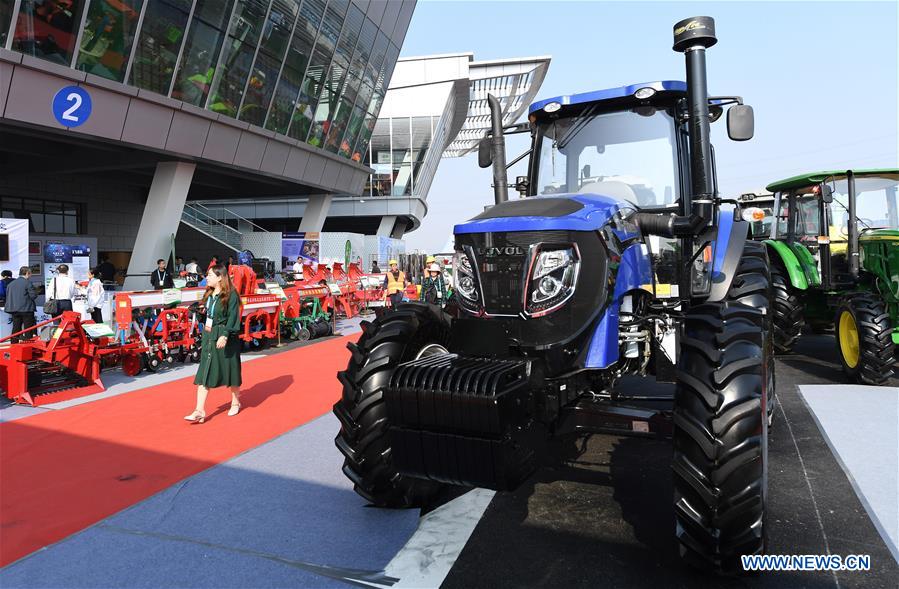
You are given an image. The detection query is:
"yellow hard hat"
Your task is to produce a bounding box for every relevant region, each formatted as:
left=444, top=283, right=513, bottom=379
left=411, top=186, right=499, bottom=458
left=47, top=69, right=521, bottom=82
left=389, top=259, right=398, bottom=265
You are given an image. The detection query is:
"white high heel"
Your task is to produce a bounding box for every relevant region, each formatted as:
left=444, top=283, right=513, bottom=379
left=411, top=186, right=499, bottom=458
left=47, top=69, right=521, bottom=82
left=184, top=410, right=206, bottom=424
left=228, top=402, right=241, bottom=417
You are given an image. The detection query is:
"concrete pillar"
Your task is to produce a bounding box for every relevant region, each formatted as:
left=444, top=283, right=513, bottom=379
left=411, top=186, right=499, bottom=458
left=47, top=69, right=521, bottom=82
left=298, top=194, right=333, bottom=232
left=124, top=161, right=196, bottom=291
left=377, top=215, right=397, bottom=237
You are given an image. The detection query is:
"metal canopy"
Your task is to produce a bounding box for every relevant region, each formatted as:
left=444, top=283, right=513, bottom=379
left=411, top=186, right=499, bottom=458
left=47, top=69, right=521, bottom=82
left=443, top=56, right=551, bottom=158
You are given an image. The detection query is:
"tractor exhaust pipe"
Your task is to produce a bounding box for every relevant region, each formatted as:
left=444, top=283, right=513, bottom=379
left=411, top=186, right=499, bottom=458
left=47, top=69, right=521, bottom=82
left=847, top=169, right=859, bottom=278
left=487, top=94, right=509, bottom=204
left=673, top=16, right=718, bottom=228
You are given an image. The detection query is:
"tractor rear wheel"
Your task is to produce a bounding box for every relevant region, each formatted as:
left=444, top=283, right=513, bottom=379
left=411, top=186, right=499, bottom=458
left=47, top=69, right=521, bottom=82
left=674, top=241, right=770, bottom=573
left=770, top=263, right=804, bottom=354
left=333, top=302, right=450, bottom=507
left=834, top=294, right=895, bottom=385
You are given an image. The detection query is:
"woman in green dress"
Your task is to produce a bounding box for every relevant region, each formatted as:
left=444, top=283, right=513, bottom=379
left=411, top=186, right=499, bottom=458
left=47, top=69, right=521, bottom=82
left=184, top=265, right=242, bottom=423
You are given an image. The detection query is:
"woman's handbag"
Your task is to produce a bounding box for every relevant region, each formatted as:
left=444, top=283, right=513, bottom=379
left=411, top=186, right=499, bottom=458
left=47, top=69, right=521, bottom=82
left=43, top=277, right=58, bottom=315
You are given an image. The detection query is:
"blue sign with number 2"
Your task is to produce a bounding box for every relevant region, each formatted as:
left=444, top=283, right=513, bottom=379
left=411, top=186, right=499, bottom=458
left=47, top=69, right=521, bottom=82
left=52, top=86, right=92, bottom=128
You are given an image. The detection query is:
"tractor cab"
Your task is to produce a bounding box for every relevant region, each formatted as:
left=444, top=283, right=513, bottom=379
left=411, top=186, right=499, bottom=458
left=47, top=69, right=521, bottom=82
left=767, top=169, right=899, bottom=290
left=527, top=81, right=688, bottom=209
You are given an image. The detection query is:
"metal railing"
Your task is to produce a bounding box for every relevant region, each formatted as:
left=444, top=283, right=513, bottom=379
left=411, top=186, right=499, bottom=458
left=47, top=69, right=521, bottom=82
left=180, top=203, right=243, bottom=250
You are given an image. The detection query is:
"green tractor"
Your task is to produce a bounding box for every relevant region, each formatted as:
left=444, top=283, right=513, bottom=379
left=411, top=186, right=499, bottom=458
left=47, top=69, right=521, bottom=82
left=761, top=169, right=899, bottom=384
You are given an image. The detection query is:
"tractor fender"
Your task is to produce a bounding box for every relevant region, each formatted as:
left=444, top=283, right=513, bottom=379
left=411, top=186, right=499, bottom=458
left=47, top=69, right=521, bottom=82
left=584, top=243, right=653, bottom=369
left=763, top=240, right=809, bottom=290
left=708, top=212, right=751, bottom=302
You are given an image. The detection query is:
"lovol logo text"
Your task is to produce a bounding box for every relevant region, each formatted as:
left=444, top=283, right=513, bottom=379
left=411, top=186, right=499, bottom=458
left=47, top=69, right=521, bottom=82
left=479, top=246, right=525, bottom=257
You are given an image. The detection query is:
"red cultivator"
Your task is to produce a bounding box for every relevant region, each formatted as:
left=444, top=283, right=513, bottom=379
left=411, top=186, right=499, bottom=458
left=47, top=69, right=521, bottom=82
left=0, top=312, right=105, bottom=406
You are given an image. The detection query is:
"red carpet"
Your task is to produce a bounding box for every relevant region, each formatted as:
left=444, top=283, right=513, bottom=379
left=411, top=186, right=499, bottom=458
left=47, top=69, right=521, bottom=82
left=0, top=335, right=353, bottom=566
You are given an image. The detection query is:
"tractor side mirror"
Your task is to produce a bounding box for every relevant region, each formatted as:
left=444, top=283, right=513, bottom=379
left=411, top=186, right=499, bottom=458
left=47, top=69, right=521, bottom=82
left=582, top=164, right=591, bottom=179
left=478, top=137, right=493, bottom=168
left=821, top=184, right=834, bottom=203
left=727, top=104, right=754, bottom=141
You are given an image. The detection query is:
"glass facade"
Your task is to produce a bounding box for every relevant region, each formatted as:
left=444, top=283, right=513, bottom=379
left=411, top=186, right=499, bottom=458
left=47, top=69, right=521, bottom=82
left=365, top=114, right=441, bottom=198
left=2, top=0, right=410, bottom=162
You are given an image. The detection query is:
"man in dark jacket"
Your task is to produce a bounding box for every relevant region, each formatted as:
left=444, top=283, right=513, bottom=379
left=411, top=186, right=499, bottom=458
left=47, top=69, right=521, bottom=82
left=0, top=270, right=14, bottom=306
left=3, top=267, right=38, bottom=342
left=150, top=259, right=174, bottom=289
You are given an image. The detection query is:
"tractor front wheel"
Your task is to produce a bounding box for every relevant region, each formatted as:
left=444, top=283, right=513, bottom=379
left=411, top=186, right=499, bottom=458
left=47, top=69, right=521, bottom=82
left=834, top=294, right=895, bottom=385
left=770, top=263, right=804, bottom=354
left=673, top=241, right=770, bottom=573
left=333, top=303, right=451, bottom=507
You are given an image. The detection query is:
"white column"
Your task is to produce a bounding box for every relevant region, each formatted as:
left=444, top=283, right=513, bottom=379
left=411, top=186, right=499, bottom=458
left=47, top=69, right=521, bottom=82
left=298, top=194, right=333, bottom=232
left=377, top=215, right=397, bottom=237
left=124, top=162, right=196, bottom=291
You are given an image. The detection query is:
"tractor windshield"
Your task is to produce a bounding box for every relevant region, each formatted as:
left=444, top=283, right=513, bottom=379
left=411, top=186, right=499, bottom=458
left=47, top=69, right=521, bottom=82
left=829, top=174, right=899, bottom=233
left=534, top=107, right=679, bottom=208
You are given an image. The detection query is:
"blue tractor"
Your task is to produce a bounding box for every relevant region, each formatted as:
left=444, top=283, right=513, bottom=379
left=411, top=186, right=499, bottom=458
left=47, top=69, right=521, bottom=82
left=334, top=17, right=773, bottom=573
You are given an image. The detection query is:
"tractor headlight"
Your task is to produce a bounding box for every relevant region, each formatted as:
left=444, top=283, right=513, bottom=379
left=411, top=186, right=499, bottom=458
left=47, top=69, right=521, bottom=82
left=526, top=246, right=580, bottom=316
left=691, top=245, right=713, bottom=296
left=453, top=251, right=479, bottom=309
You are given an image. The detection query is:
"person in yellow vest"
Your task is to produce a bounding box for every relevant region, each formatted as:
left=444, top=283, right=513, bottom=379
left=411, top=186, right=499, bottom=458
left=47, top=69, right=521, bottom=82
left=383, top=260, right=409, bottom=308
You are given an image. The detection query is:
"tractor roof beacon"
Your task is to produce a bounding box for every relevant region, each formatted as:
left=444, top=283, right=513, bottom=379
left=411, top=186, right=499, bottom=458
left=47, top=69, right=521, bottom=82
left=334, top=17, right=773, bottom=574
left=763, top=168, right=899, bottom=384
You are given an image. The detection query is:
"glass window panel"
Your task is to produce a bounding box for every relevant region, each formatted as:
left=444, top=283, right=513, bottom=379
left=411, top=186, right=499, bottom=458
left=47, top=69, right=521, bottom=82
left=257, top=0, right=295, bottom=59
left=265, top=65, right=300, bottom=134
left=240, top=50, right=282, bottom=126
left=45, top=214, right=63, bottom=234
left=365, top=31, right=387, bottom=90
left=193, top=0, right=234, bottom=29
left=226, top=0, right=268, bottom=49
left=352, top=112, right=376, bottom=161
left=324, top=96, right=352, bottom=153
left=1, top=0, right=15, bottom=47
left=172, top=19, right=226, bottom=105
left=334, top=5, right=363, bottom=68
left=10, top=0, right=88, bottom=65
left=366, top=89, right=383, bottom=116
left=64, top=215, right=77, bottom=234
left=129, top=0, right=192, bottom=94
left=314, top=2, right=346, bottom=62
left=341, top=104, right=366, bottom=160
left=378, top=41, right=399, bottom=93
left=299, top=0, right=325, bottom=31
left=349, top=17, right=375, bottom=81
left=288, top=45, right=329, bottom=140
left=356, top=80, right=373, bottom=109
left=307, top=84, right=334, bottom=147
left=29, top=213, right=44, bottom=233
left=266, top=0, right=321, bottom=133
left=208, top=37, right=256, bottom=116
left=341, top=73, right=360, bottom=105
left=76, top=0, right=145, bottom=82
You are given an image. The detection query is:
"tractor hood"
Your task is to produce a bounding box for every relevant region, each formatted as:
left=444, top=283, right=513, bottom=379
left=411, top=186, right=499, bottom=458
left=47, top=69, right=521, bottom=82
left=454, top=193, right=628, bottom=235
left=859, top=228, right=899, bottom=242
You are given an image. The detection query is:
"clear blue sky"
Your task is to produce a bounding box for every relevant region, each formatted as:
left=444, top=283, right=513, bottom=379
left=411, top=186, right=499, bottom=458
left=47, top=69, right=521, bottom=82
left=399, top=1, right=899, bottom=252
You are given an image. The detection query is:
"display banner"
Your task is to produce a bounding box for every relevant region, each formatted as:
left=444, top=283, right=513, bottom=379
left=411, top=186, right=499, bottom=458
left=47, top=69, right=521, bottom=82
left=281, top=232, right=319, bottom=270
left=44, top=243, right=92, bottom=284
left=0, top=218, right=30, bottom=339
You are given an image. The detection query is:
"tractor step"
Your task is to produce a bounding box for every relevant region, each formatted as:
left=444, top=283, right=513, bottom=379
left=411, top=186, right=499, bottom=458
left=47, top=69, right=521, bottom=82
left=556, top=397, right=673, bottom=438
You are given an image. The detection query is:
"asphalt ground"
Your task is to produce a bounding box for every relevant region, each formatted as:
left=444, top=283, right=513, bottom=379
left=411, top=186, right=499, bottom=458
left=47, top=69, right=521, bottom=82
left=441, top=334, right=899, bottom=589
left=2, top=324, right=897, bottom=588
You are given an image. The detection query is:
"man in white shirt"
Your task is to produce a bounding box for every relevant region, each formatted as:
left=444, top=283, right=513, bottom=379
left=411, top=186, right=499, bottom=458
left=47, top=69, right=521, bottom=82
left=46, top=264, right=77, bottom=313
left=292, top=256, right=303, bottom=281
left=185, top=257, right=199, bottom=274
